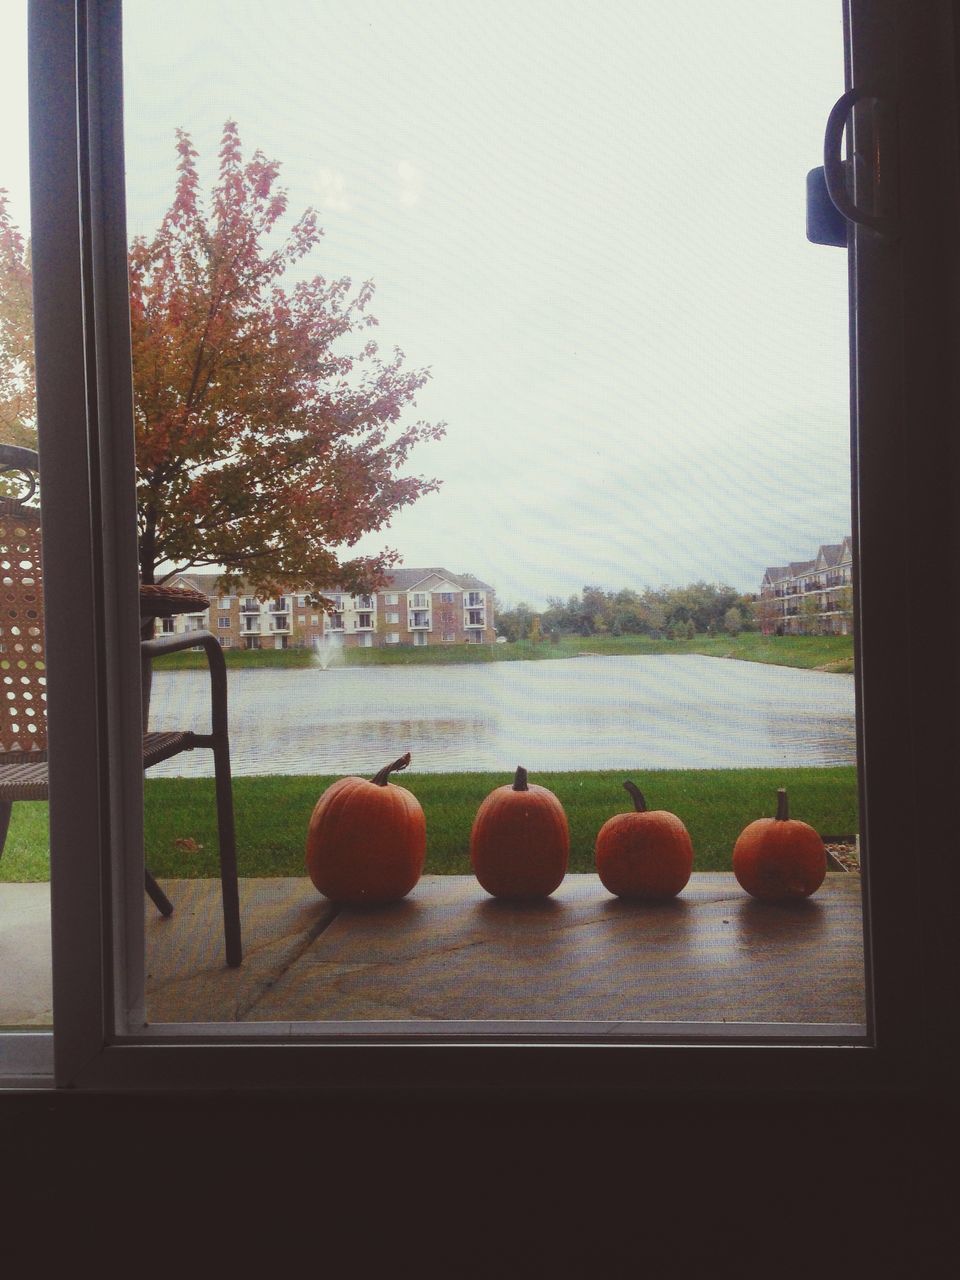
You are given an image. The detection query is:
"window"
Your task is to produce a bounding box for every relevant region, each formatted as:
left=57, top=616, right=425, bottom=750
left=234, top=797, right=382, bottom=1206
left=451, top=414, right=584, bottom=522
left=410, top=593, right=428, bottom=609
left=297, top=615, right=306, bottom=625
left=439, top=592, right=455, bottom=604
left=412, top=632, right=428, bottom=647
left=385, top=632, right=399, bottom=644
left=7, top=0, right=954, bottom=1095
left=383, top=593, right=399, bottom=605
left=218, top=596, right=231, bottom=608
left=217, top=616, right=230, bottom=629
left=386, top=611, right=400, bottom=624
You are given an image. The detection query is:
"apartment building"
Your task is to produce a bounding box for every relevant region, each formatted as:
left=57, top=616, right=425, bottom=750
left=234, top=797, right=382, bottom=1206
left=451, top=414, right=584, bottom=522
left=759, top=536, right=854, bottom=635
left=153, top=566, right=496, bottom=649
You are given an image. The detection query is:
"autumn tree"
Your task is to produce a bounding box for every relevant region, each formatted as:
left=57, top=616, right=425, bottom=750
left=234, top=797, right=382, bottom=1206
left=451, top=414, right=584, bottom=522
left=0, top=190, right=34, bottom=449
left=1, top=125, right=445, bottom=594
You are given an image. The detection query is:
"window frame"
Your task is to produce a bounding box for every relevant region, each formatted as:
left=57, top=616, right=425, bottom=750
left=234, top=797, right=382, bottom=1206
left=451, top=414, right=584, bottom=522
left=4, top=0, right=957, bottom=1095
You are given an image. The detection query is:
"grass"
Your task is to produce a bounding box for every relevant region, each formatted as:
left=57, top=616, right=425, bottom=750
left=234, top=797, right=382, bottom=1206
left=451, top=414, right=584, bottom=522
left=0, top=766, right=858, bottom=882
left=152, top=632, right=855, bottom=673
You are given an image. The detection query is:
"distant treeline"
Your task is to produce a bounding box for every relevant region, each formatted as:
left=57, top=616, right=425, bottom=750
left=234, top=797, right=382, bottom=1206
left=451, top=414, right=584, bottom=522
left=495, top=582, right=758, bottom=642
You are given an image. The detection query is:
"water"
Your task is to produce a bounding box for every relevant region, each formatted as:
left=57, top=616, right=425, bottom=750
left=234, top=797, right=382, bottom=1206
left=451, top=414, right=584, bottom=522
left=146, top=654, right=857, bottom=777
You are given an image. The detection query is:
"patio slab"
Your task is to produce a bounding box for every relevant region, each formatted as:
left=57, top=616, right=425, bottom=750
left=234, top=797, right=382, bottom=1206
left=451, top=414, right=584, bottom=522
left=0, top=874, right=867, bottom=1030
left=145, top=872, right=867, bottom=1028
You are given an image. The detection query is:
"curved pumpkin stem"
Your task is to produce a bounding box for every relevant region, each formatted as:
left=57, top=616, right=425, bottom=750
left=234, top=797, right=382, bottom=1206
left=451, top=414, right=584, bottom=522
left=623, top=780, right=648, bottom=813
left=512, top=765, right=529, bottom=792
left=775, top=788, right=790, bottom=821
left=370, top=752, right=412, bottom=786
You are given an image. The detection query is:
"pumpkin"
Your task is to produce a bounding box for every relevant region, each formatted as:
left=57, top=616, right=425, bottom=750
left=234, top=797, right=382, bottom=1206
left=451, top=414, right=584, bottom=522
left=732, top=788, right=826, bottom=901
left=470, top=765, right=569, bottom=900
left=305, top=752, right=426, bottom=905
left=595, top=781, right=694, bottom=899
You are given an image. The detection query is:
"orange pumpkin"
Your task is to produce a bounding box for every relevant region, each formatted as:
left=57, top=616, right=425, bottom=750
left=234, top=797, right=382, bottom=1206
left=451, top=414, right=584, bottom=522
left=732, top=788, right=826, bottom=901
left=305, top=752, right=426, bottom=905
left=470, top=765, right=569, bottom=900
left=595, top=781, right=694, bottom=899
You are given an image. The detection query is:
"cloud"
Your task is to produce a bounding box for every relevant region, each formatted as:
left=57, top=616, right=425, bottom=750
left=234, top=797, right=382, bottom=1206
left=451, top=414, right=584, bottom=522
left=396, top=160, right=423, bottom=207
left=313, top=167, right=351, bottom=212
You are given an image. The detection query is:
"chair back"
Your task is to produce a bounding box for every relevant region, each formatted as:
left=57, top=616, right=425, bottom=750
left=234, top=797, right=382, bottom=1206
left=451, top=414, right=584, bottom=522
left=0, top=445, right=47, bottom=762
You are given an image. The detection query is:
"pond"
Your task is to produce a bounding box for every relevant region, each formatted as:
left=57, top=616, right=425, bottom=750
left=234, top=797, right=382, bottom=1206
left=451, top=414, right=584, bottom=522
left=146, top=654, right=857, bottom=777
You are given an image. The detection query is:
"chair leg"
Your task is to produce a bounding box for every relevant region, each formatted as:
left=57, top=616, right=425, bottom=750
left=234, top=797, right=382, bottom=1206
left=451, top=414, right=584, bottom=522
left=212, top=735, right=242, bottom=967
left=145, top=868, right=174, bottom=917
left=0, top=801, right=12, bottom=858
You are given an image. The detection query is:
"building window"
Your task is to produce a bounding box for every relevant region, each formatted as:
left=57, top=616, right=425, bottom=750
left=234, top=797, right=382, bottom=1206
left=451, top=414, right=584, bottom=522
left=297, top=615, right=306, bottom=625
left=410, top=592, right=428, bottom=609
left=439, top=592, right=454, bottom=603
left=443, top=632, right=456, bottom=642
left=218, top=596, right=231, bottom=608
left=413, top=632, right=428, bottom=646
left=385, top=632, right=399, bottom=644
left=217, top=616, right=230, bottom=629
left=383, top=593, right=398, bottom=605
left=386, top=611, right=400, bottom=624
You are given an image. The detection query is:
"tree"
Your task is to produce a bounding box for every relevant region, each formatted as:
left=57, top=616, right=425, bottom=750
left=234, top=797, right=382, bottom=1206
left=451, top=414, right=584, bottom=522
left=2, top=126, right=445, bottom=594
left=496, top=602, right=534, bottom=642
left=0, top=191, right=34, bottom=449
left=723, top=606, right=742, bottom=635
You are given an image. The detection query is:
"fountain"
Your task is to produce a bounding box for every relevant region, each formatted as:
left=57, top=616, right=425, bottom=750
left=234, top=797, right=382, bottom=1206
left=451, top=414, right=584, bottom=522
left=313, top=633, right=344, bottom=670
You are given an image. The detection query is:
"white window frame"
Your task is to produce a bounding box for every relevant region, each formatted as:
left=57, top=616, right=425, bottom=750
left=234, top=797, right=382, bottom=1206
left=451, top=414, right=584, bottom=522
left=4, top=0, right=955, bottom=1097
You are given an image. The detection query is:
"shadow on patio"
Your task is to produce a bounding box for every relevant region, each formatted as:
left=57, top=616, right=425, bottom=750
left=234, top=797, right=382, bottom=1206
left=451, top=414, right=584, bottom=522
left=1, top=873, right=866, bottom=1032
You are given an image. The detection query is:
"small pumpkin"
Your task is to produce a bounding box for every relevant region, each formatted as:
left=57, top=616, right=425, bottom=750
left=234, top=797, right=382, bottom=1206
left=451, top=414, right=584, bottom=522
left=305, top=752, right=426, bottom=905
left=595, top=781, right=694, bottom=899
left=470, top=765, right=569, bottom=900
left=732, top=788, right=826, bottom=901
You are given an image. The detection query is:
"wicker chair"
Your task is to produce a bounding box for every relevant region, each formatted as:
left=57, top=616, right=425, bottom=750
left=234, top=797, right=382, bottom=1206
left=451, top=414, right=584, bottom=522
left=0, top=444, right=241, bottom=967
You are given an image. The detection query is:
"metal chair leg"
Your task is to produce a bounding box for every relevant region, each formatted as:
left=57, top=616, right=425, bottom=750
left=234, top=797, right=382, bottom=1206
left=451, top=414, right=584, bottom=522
left=212, top=735, right=242, bottom=967
left=145, top=868, right=174, bottom=917
left=0, top=801, right=12, bottom=858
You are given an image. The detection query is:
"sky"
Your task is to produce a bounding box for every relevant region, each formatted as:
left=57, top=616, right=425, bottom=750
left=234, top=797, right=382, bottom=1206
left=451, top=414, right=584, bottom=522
left=1, top=0, right=851, bottom=609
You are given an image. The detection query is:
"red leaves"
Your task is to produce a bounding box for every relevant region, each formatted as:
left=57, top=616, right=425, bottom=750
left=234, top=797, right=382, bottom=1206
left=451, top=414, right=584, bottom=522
left=2, top=129, right=446, bottom=591
left=130, top=122, right=445, bottom=593
left=0, top=190, right=36, bottom=445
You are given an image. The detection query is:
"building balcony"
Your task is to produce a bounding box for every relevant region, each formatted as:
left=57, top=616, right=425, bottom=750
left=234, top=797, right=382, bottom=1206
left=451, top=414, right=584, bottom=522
left=240, top=600, right=260, bottom=613
left=269, top=617, right=290, bottom=633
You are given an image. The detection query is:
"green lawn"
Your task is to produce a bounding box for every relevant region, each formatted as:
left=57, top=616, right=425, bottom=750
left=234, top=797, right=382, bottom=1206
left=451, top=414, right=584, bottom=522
left=0, top=766, right=858, bottom=882
left=152, top=632, right=854, bottom=673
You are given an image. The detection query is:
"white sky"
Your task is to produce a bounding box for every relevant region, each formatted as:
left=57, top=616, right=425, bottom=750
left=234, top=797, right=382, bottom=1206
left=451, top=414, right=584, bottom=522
left=2, top=0, right=850, bottom=608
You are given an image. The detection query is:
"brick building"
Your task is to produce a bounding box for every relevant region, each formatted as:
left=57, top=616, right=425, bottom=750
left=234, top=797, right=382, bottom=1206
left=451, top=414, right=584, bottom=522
left=152, top=566, right=496, bottom=650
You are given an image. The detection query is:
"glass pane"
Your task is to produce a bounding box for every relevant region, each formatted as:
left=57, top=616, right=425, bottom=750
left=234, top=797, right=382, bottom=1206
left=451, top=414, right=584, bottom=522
left=121, top=0, right=865, bottom=1033
left=0, top=0, right=53, bottom=1032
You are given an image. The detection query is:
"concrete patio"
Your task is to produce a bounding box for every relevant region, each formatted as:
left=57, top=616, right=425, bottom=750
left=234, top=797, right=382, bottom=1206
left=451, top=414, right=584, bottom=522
left=1, top=872, right=866, bottom=1031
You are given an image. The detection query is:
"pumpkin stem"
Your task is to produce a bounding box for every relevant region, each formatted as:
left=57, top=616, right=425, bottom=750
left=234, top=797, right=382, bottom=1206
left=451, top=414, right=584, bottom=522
left=623, top=780, right=648, bottom=813
left=512, top=765, right=529, bottom=792
left=775, top=788, right=790, bottom=821
left=370, top=752, right=412, bottom=786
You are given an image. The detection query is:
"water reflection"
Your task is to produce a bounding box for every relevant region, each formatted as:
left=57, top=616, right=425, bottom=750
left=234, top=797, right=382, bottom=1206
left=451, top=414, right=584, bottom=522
left=147, top=654, right=856, bottom=777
